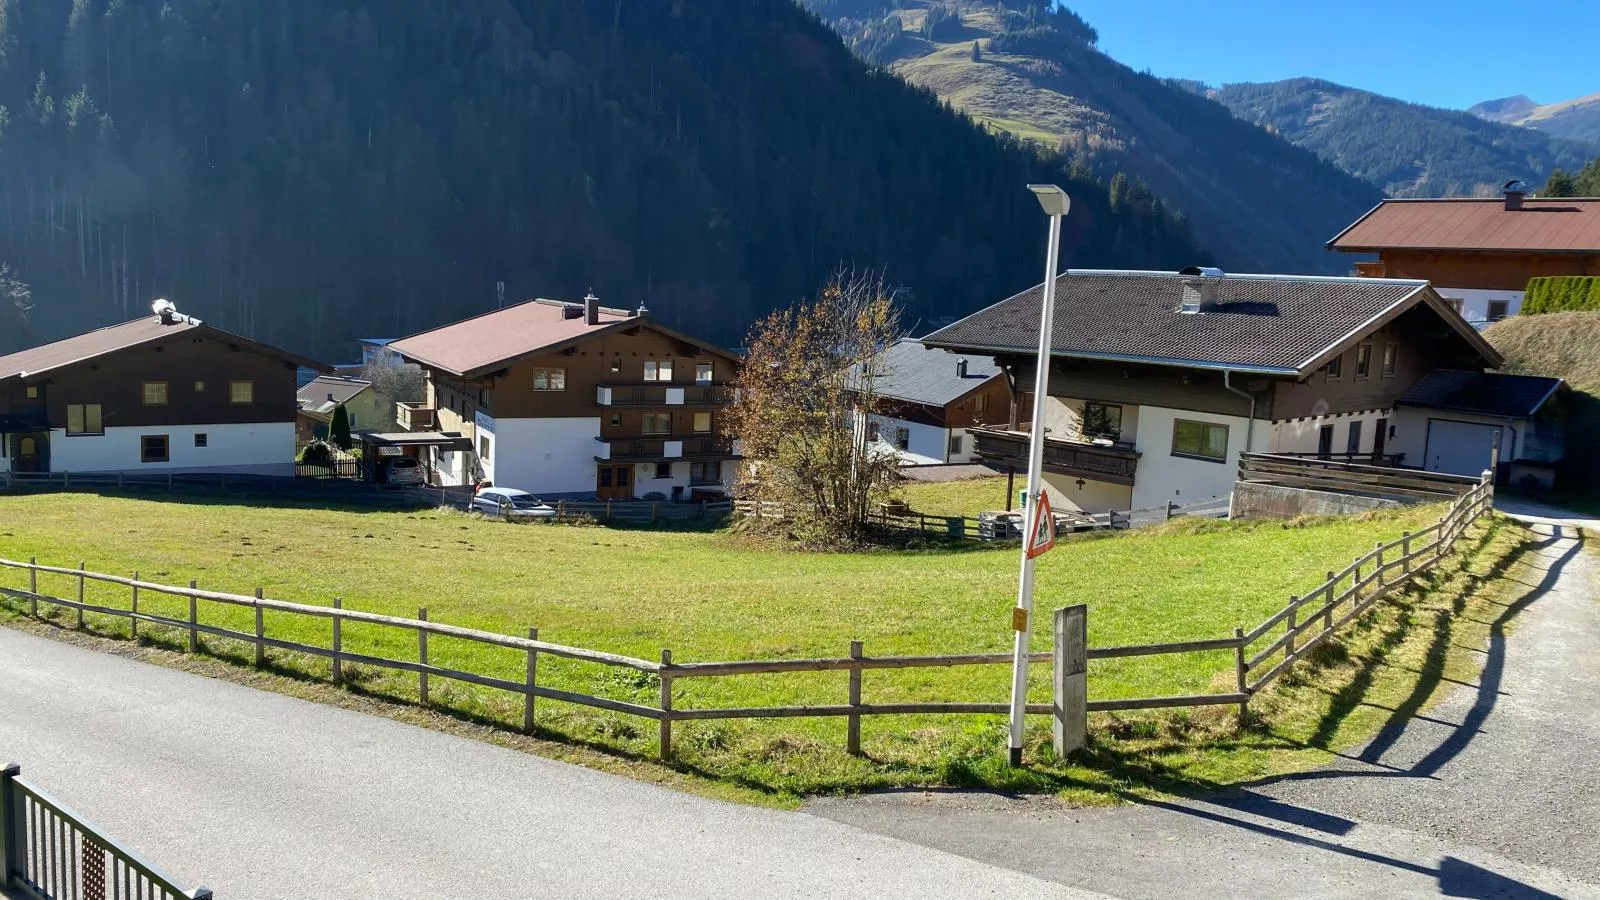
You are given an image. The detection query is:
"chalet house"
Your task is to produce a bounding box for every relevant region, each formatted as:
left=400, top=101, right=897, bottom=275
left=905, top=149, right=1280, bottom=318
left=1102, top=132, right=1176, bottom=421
left=860, top=339, right=1018, bottom=465
left=1391, top=370, right=1566, bottom=489
left=1328, top=185, right=1600, bottom=325
left=388, top=295, right=741, bottom=500
left=924, top=268, right=1513, bottom=514
left=296, top=375, right=388, bottom=443
left=0, top=302, right=328, bottom=477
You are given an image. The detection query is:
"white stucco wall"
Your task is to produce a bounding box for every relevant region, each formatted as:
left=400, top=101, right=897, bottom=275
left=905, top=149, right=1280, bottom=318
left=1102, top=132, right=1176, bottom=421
left=1042, top=471, right=1132, bottom=514
left=479, top=416, right=602, bottom=496
left=1129, top=405, right=1266, bottom=508
left=628, top=460, right=734, bottom=499
left=1269, top=409, right=1393, bottom=457
left=1434, top=287, right=1522, bottom=324
left=46, top=423, right=295, bottom=476
left=866, top=414, right=950, bottom=464
left=431, top=448, right=470, bottom=487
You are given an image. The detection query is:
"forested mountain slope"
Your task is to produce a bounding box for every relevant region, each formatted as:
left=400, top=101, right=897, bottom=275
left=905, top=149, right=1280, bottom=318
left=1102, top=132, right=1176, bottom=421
left=0, top=0, right=1205, bottom=357
left=804, top=0, right=1382, bottom=275
left=1211, top=79, right=1600, bottom=198
left=1471, top=93, right=1600, bottom=144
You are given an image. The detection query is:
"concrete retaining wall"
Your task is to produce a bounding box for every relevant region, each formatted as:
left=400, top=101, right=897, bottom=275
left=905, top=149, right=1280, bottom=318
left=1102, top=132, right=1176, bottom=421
left=1230, top=481, right=1401, bottom=521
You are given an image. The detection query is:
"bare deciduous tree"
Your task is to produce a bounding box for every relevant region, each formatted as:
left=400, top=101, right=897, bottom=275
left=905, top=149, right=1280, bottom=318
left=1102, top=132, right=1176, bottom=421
left=728, top=270, right=904, bottom=547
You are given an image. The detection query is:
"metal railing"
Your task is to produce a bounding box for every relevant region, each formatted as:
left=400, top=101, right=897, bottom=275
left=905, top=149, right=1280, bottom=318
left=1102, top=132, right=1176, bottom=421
left=1, top=763, right=211, bottom=899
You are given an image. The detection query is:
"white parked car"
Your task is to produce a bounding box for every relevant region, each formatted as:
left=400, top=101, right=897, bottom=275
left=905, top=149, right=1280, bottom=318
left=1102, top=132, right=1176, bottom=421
left=472, top=486, right=557, bottom=519
left=386, top=457, right=425, bottom=486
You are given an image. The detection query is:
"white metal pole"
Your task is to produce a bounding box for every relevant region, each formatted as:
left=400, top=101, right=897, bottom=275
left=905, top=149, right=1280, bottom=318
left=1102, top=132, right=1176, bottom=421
left=1007, top=208, right=1063, bottom=766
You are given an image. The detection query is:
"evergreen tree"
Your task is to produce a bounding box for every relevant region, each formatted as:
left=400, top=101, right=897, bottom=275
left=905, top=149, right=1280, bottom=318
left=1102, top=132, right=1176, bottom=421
left=329, top=404, right=352, bottom=451
left=1544, top=168, right=1577, bottom=197
left=970, top=41, right=981, bottom=62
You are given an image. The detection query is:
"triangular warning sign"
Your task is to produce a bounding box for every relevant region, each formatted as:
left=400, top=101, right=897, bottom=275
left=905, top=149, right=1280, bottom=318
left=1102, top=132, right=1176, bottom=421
left=1026, top=491, right=1056, bottom=559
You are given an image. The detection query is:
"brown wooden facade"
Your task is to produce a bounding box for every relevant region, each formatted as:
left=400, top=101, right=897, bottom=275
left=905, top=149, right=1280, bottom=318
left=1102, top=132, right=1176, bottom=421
left=1361, top=250, right=1600, bottom=291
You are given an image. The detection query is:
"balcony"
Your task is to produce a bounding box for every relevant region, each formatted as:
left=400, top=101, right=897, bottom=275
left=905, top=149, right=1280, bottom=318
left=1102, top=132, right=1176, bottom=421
left=595, top=383, right=734, bottom=407
left=970, top=426, right=1140, bottom=486
left=396, top=402, right=435, bottom=431
left=595, top=436, right=743, bottom=462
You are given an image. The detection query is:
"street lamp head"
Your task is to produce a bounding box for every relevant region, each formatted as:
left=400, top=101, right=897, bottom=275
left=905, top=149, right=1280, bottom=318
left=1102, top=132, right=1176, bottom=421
left=1027, top=184, right=1070, bottom=217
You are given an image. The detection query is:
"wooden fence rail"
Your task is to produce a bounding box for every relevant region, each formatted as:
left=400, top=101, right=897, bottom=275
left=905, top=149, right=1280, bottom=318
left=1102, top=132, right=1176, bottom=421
left=0, top=473, right=1493, bottom=762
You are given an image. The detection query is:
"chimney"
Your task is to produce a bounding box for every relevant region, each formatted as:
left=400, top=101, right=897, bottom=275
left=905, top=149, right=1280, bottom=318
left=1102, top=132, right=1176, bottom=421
left=1177, top=266, right=1225, bottom=314
left=956, top=358, right=969, bottom=378
left=1503, top=179, right=1527, bottom=211
left=636, top=302, right=649, bottom=318
left=584, top=290, right=600, bottom=326
left=561, top=304, right=583, bottom=320
left=152, top=298, right=177, bottom=324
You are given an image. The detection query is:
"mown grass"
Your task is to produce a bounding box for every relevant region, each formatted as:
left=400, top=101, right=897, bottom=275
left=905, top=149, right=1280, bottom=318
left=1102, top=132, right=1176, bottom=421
left=0, top=491, right=1517, bottom=804
left=896, top=474, right=1013, bottom=519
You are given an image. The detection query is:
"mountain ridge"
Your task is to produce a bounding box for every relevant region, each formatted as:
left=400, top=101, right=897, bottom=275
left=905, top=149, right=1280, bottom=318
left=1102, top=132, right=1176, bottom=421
left=1470, top=92, right=1600, bottom=143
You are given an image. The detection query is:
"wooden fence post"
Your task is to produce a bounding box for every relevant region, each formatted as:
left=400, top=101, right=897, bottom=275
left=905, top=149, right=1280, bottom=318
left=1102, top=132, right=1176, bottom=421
left=1375, top=542, right=1385, bottom=588
left=847, top=640, right=863, bottom=756
left=418, top=608, right=430, bottom=704
left=1166, top=500, right=1177, bottom=520
left=331, top=597, right=344, bottom=684
left=606, top=499, right=613, bottom=524
left=524, top=627, right=539, bottom=733
left=254, top=588, right=266, bottom=665
left=658, top=649, right=674, bottom=760
left=130, top=572, right=139, bottom=639
left=1234, top=626, right=1248, bottom=725
left=187, top=580, right=198, bottom=652
left=1285, top=597, right=1298, bottom=661
left=1401, top=532, right=1412, bottom=577
left=1324, top=572, right=1335, bottom=631
left=27, top=557, right=36, bottom=617
left=76, top=562, right=86, bottom=629
left=1052, top=605, right=1088, bottom=757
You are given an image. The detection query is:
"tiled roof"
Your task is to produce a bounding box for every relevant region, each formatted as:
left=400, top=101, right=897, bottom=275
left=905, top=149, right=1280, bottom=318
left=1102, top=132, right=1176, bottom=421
left=921, top=270, right=1485, bottom=374
left=1398, top=370, right=1564, bottom=418
left=1329, top=198, right=1600, bottom=253
left=388, top=299, right=636, bottom=377
left=866, top=339, right=1005, bottom=407
left=0, top=314, right=327, bottom=381
left=298, top=375, right=372, bottom=414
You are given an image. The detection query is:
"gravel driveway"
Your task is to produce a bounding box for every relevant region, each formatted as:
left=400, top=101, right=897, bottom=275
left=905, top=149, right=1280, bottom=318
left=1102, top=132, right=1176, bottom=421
left=809, top=518, right=1600, bottom=898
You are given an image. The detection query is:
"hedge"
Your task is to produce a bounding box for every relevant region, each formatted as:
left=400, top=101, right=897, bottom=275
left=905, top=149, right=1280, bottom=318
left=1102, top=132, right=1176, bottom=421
left=1523, top=276, right=1600, bottom=315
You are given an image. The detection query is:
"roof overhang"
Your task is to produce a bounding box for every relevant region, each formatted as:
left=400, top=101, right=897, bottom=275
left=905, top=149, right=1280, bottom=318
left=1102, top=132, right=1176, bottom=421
left=1294, top=283, right=1503, bottom=374
left=1396, top=377, right=1566, bottom=419
left=391, top=317, right=740, bottom=380
left=920, top=340, right=1301, bottom=378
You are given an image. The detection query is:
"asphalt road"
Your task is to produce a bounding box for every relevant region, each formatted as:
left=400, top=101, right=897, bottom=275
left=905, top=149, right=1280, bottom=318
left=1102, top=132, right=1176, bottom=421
left=0, top=628, right=1102, bottom=900
left=812, top=519, right=1600, bottom=899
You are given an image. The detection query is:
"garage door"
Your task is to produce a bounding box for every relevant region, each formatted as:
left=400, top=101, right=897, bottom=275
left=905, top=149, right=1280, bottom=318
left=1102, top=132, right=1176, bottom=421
left=1423, top=419, right=1499, bottom=476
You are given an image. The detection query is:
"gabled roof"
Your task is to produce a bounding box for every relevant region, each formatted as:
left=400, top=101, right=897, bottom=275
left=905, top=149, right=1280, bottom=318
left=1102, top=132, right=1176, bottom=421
left=0, top=313, right=328, bottom=382
left=866, top=339, right=1005, bottom=407
left=388, top=298, right=737, bottom=379
left=922, top=270, right=1502, bottom=376
left=297, top=375, right=372, bottom=415
left=1329, top=198, right=1600, bottom=254
left=1398, top=370, right=1564, bottom=418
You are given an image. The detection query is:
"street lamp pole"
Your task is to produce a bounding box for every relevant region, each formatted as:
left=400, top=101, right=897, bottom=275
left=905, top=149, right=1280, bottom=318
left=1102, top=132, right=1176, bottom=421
left=1007, top=184, right=1069, bottom=767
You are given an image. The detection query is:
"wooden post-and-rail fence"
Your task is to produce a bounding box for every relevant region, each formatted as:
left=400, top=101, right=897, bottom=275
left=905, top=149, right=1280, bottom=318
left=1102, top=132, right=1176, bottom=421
left=0, top=473, right=1494, bottom=763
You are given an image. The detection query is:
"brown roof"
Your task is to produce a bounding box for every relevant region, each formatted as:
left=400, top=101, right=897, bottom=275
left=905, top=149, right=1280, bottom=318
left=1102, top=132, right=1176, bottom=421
left=389, top=298, right=737, bottom=378
left=0, top=314, right=328, bottom=381
left=1329, top=198, right=1600, bottom=253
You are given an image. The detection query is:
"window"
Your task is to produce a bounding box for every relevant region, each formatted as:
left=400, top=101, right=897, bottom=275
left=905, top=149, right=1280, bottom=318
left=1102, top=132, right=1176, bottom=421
left=949, top=434, right=963, bottom=456
left=643, top=360, right=673, bottom=382
left=1082, top=402, right=1123, bottom=440
left=193, top=380, right=205, bottom=393
left=229, top=380, right=254, bottom=404
left=867, top=421, right=880, bottom=441
left=610, top=414, right=621, bottom=428
left=695, top=362, right=714, bottom=384
left=599, top=468, right=613, bottom=488
left=1444, top=297, right=1465, bottom=315
left=974, top=393, right=988, bottom=415
left=654, top=462, right=673, bottom=480
left=140, top=435, right=169, bottom=463
left=1381, top=343, right=1398, bottom=379
left=894, top=427, right=910, bottom=451
left=24, top=386, right=38, bottom=400
left=1171, top=419, right=1228, bottom=462
left=609, top=358, right=622, bottom=373
left=1354, top=344, right=1372, bottom=380
left=65, top=404, right=103, bottom=436
left=616, top=467, right=630, bottom=487
left=194, top=433, right=208, bottom=448
left=692, top=412, right=712, bottom=434
left=1487, top=299, right=1509, bottom=320
left=1347, top=421, right=1362, bottom=455
left=642, top=413, right=672, bottom=435
left=531, top=368, right=566, bottom=391
left=1324, top=354, right=1343, bottom=381
left=478, top=435, right=492, bottom=462
left=691, top=461, right=721, bottom=484
left=142, top=381, right=169, bottom=406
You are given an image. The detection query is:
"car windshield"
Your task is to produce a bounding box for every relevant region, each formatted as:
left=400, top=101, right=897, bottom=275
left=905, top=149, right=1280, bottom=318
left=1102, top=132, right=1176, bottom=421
left=511, top=498, right=543, bottom=509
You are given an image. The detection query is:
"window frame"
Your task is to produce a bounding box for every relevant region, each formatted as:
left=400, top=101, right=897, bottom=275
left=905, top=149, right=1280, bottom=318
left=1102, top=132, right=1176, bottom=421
left=1082, top=401, right=1124, bottom=440
left=65, top=404, right=104, bottom=436
left=609, top=358, right=622, bottom=374
left=531, top=367, right=566, bottom=392
left=690, top=460, right=721, bottom=484
left=948, top=433, right=963, bottom=457
left=974, top=393, right=988, bottom=415
left=694, top=362, right=714, bottom=384
left=140, top=434, right=170, bottom=464
left=1354, top=344, right=1373, bottom=381
left=194, top=433, right=209, bottom=448
left=1324, top=354, right=1343, bottom=382
left=642, top=412, right=672, bottom=435
left=24, top=385, right=38, bottom=400
left=692, top=412, right=712, bottom=434
left=478, top=434, right=492, bottom=462
left=894, top=427, right=910, bottom=451
left=229, top=380, right=255, bottom=405
left=1170, top=418, right=1229, bottom=463
left=1487, top=299, right=1509, bottom=321
left=142, top=381, right=170, bottom=406
left=193, top=380, right=206, bottom=393
left=1381, top=343, right=1398, bottom=379
left=643, top=360, right=674, bottom=383
left=653, top=462, right=673, bottom=480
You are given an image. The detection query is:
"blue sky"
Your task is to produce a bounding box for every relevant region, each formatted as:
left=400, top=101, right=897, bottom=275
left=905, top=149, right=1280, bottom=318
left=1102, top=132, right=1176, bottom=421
left=1059, top=0, right=1599, bottom=110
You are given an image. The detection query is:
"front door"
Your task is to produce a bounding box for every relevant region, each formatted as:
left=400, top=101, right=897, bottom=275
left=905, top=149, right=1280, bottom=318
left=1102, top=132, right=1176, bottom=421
left=596, top=464, right=632, bottom=500
left=1372, top=418, right=1389, bottom=460
left=1316, top=424, right=1334, bottom=459
left=11, top=433, right=46, bottom=473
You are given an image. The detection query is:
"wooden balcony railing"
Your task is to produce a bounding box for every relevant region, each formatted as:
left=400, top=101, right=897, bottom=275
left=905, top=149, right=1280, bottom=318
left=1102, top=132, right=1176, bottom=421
left=595, top=383, right=734, bottom=406
left=396, top=402, right=435, bottom=431
left=971, top=427, right=1141, bottom=486
left=596, top=437, right=742, bottom=462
